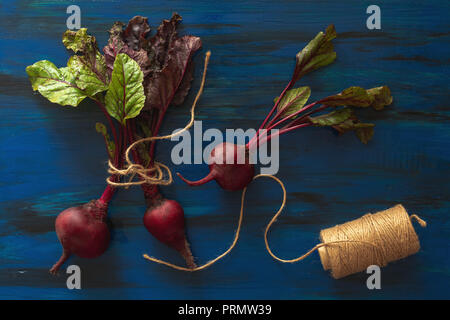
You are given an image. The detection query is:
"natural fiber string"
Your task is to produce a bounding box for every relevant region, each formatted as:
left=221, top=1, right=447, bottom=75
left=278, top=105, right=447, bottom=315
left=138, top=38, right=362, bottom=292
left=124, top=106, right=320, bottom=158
left=107, top=51, right=211, bottom=188
left=142, top=174, right=291, bottom=271
left=263, top=176, right=380, bottom=264
left=143, top=175, right=426, bottom=277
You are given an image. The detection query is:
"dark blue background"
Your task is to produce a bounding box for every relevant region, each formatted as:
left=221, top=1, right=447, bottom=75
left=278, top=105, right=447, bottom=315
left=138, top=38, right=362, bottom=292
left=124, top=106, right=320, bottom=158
left=0, top=0, right=449, bottom=299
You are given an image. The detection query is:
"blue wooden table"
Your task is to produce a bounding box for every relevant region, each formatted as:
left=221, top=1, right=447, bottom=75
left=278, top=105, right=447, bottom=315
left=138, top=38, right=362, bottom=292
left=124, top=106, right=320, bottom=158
left=0, top=0, right=449, bottom=299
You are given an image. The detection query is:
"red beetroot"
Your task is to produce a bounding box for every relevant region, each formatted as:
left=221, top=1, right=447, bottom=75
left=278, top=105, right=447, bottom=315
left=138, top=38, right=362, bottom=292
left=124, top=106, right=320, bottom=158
left=177, top=142, right=254, bottom=191
left=143, top=195, right=196, bottom=268
left=49, top=187, right=113, bottom=274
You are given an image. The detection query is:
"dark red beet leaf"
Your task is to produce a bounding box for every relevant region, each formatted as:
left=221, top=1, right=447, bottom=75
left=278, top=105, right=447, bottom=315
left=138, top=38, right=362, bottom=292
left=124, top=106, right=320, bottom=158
left=147, top=13, right=183, bottom=69
left=145, top=35, right=202, bottom=111
left=103, top=13, right=202, bottom=112
left=103, top=20, right=152, bottom=78
left=122, top=15, right=151, bottom=51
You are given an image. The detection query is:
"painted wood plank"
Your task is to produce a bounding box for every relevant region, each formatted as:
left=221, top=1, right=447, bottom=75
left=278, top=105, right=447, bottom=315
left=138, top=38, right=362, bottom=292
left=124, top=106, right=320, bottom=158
left=0, top=0, right=448, bottom=299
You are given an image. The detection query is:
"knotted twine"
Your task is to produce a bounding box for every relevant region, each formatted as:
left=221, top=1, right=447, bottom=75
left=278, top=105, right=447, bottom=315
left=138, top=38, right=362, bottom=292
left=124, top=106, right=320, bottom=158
left=104, top=51, right=427, bottom=279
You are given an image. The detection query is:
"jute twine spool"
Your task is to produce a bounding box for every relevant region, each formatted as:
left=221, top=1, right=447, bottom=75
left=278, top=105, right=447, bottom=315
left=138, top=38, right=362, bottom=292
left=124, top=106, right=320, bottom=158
left=316, top=204, right=426, bottom=279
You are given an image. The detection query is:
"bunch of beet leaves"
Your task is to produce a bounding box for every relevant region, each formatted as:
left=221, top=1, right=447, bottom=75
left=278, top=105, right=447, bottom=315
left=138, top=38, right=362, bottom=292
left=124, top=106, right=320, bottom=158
left=26, top=13, right=201, bottom=273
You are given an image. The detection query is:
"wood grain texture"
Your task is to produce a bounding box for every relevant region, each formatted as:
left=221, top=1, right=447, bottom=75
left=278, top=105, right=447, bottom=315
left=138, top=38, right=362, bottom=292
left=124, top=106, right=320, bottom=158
left=0, top=0, right=449, bottom=299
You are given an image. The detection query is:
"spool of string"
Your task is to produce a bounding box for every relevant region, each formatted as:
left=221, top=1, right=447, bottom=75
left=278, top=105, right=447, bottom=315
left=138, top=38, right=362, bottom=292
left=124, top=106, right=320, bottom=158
left=316, top=205, right=426, bottom=279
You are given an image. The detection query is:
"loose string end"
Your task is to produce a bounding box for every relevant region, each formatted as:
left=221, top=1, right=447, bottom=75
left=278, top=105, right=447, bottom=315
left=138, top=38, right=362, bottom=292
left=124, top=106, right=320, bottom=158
left=143, top=254, right=198, bottom=272
left=410, top=214, right=427, bottom=228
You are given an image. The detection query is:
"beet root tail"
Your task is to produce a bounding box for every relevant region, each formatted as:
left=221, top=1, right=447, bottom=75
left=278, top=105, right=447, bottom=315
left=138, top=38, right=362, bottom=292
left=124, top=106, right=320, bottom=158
left=176, top=171, right=215, bottom=187
left=179, top=239, right=197, bottom=269
left=49, top=250, right=71, bottom=275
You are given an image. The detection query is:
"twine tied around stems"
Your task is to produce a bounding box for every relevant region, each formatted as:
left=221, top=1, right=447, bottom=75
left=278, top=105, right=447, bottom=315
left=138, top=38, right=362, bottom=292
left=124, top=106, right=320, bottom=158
left=106, top=51, right=211, bottom=188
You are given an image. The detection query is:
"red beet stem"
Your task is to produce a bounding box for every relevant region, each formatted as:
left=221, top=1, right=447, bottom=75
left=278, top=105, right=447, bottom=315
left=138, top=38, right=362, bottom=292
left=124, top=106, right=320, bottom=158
left=142, top=184, right=160, bottom=199
left=267, top=101, right=318, bottom=130
left=127, top=121, right=141, bottom=166
left=176, top=171, right=215, bottom=187
left=142, top=184, right=163, bottom=207
left=281, top=104, right=329, bottom=130
left=255, top=123, right=312, bottom=147
left=99, top=185, right=115, bottom=206
left=258, top=79, right=293, bottom=130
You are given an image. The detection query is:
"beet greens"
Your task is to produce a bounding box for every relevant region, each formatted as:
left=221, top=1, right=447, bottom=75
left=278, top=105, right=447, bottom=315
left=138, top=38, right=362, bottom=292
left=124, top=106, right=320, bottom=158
left=26, top=13, right=201, bottom=272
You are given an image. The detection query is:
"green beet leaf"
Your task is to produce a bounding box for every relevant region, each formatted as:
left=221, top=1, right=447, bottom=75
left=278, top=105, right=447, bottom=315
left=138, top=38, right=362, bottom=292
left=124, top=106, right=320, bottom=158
left=321, top=86, right=393, bottom=110
left=332, top=117, right=375, bottom=144
left=320, top=86, right=372, bottom=107
left=293, top=24, right=337, bottom=82
left=367, top=85, right=393, bottom=110
left=63, top=28, right=109, bottom=85
left=26, top=60, right=89, bottom=106
left=26, top=57, right=108, bottom=106
left=62, top=28, right=96, bottom=53
left=309, top=107, right=353, bottom=126
left=67, top=56, right=108, bottom=96
left=309, top=106, right=375, bottom=144
left=105, top=53, right=146, bottom=125
left=355, top=125, right=375, bottom=144
left=274, top=86, right=311, bottom=118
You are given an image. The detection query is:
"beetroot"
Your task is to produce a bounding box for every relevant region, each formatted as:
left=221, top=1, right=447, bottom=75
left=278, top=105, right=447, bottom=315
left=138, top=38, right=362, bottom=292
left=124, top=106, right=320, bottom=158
left=26, top=15, right=204, bottom=273
left=177, top=142, right=254, bottom=191
left=50, top=198, right=110, bottom=274
left=143, top=193, right=196, bottom=268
